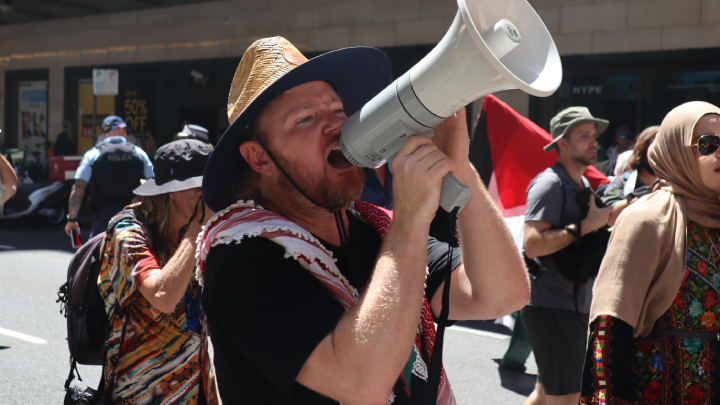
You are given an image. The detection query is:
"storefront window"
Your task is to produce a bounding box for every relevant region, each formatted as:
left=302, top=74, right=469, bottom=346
left=549, top=73, right=639, bottom=160
left=531, top=48, right=720, bottom=171
left=642, top=70, right=720, bottom=129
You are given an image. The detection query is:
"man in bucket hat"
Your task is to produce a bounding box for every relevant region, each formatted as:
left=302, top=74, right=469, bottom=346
left=196, top=37, right=528, bottom=405
left=522, top=107, right=613, bottom=405
left=97, top=139, right=217, bottom=404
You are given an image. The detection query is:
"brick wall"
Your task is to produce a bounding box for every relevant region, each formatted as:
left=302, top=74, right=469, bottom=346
left=0, top=0, right=717, bottom=135
left=533, top=0, right=720, bottom=54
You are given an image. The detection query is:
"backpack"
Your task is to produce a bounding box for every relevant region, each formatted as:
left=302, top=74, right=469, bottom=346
left=56, top=208, right=154, bottom=388
left=531, top=173, right=612, bottom=316
left=551, top=185, right=611, bottom=285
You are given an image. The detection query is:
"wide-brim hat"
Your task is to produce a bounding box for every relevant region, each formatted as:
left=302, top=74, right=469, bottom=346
left=134, top=139, right=213, bottom=196
left=543, top=106, right=609, bottom=152
left=202, top=36, right=392, bottom=212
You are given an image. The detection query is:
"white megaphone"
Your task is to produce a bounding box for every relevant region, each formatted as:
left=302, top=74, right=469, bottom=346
left=340, top=0, right=562, bottom=212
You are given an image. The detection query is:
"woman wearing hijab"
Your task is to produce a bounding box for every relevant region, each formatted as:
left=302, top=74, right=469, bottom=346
left=580, top=101, right=720, bottom=404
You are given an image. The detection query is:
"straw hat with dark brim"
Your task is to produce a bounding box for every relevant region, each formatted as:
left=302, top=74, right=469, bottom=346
left=201, top=36, right=392, bottom=212
left=543, top=106, right=609, bottom=152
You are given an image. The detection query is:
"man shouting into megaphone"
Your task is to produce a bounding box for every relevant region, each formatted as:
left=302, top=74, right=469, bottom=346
left=196, top=37, right=529, bottom=405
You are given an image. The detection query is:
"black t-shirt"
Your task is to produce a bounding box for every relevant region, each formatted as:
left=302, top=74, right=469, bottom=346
left=53, top=131, right=75, bottom=156
left=202, top=213, right=462, bottom=405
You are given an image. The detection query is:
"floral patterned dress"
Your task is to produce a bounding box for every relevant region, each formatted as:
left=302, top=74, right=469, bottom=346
left=581, top=220, right=720, bottom=405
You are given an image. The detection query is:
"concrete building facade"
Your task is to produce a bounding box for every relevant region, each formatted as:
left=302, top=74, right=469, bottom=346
left=0, top=0, right=719, bottom=156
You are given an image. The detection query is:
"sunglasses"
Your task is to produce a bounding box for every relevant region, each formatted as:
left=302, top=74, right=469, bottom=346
left=618, top=134, right=631, bottom=140
left=692, top=134, right=720, bottom=156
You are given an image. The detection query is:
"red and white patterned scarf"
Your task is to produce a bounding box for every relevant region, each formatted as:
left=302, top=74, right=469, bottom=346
left=195, top=200, right=455, bottom=404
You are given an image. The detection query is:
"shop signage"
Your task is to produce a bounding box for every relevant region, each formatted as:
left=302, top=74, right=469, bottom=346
left=93, top=69, right=119, bottom=96
left=123, top=89, right=149, bottom=133
left=572, top=85, right=602, bottom=95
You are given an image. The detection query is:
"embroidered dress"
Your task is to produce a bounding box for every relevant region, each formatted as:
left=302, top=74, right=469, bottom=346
left=581, top=220, right=720, bottom=405
left=195, top=200, right=456, bottom=405
left=98, top=205, right=218, bottom=404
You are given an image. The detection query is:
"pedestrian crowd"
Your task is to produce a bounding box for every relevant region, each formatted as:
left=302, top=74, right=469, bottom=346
left=507, top=100, right=720, bottom=405
left=15, top=35, right=715, bottom=405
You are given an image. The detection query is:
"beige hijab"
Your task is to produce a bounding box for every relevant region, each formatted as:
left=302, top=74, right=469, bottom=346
left=590, top=101, right=720, bottom=338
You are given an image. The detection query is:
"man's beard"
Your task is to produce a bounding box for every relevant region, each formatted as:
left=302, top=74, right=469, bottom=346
left=575, top=154, right=597, bottom=166
left=273, top=152, right=366, bottom=212
left=572, top=147, right=597, bottom=166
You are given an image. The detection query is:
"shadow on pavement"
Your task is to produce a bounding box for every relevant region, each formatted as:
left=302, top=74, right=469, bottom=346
left=0, top=218, right=75, bottom=253
left=492, top=358, right=536, bottom=396
left=455, top=319, right=512, bottom=336
left=0, top=346, right=9, bottom=350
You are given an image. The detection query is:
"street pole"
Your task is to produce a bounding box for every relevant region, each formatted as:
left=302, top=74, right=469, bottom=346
left=92, top=94, right=97, bottom=146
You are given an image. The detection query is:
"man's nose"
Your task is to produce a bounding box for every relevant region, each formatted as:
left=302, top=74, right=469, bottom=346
left=321, top=109, right=345, bottom=134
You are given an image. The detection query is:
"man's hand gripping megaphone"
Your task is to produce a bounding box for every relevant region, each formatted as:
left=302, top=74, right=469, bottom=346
left=391, top=108, right=470, bottom=224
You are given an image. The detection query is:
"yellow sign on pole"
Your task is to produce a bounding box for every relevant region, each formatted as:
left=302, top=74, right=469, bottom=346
left=77, top=79, right=115, bottom=155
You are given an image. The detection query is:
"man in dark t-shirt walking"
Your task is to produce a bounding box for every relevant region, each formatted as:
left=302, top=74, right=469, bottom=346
left=522, top=107, right=613, bottom=405
left=197, top=37, right=529, bottom=405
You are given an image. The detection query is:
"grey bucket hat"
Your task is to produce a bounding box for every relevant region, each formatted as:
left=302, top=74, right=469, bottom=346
left=543, top=106, right=609, bottom=152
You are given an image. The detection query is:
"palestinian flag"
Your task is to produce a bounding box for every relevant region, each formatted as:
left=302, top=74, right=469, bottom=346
left=469, top=94, right=609, bottom=247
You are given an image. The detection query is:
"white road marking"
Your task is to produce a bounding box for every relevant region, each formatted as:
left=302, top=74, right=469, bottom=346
left=447, top=325, right=510, bottom=340
left=0, top=327, right=47, bottom=344
left=0, top=244, right=16, bottom=249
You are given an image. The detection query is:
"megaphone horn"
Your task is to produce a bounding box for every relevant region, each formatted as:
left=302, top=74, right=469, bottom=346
left=340, top=0, right=562, bottom=212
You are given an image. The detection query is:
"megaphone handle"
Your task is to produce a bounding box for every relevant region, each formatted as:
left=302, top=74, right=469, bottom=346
left=386, top=154, right=470, bottom=212
left=440, top=173, right=471, bottom=212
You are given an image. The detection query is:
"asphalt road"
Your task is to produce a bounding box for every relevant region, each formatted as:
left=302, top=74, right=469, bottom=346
left=0, top=220, right=537, bottom=404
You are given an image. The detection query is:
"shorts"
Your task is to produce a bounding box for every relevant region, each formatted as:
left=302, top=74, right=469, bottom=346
left=521, top=305, right=589, bottom=396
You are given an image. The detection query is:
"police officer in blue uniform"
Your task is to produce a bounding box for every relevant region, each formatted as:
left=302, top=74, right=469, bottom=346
left=64, top=115, right=153, bottom=240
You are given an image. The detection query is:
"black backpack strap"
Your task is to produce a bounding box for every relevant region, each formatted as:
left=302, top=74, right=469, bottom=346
left=98, top=303, right=129, bottom=400
left=108, top=208, right=155, bottom=246
left=554, top=171, right=566, bottom=226
left=552, top=173, right=586, bottom=319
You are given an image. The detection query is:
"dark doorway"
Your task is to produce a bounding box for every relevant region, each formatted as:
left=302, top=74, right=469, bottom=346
left=602, top=101, right=637, bottom=151
left=178, top=108, right=218, bottom=144
left=530, top=46, right=720, bottom=141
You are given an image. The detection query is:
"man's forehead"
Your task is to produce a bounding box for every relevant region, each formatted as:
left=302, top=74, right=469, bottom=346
left=279, top=81, right=340, bottom=103
left=264, top=81, right=342, bottom=115
left=570, top=122, right=597, bottom=135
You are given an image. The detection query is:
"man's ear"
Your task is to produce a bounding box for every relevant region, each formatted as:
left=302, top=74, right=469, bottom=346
left=239, top=141, right=273, bottom=176
left=556, top=137, right=567, bottom=154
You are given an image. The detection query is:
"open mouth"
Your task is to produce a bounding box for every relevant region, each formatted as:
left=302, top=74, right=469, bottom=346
left=327, top=146, right=351, bottom=169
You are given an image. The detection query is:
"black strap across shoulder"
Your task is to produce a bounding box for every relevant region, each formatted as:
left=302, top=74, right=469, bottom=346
left=542, top=172, right=610, bottom=316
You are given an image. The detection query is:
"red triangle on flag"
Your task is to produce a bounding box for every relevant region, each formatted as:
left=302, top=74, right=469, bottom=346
left=478, top=94, right=608, bottom=214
